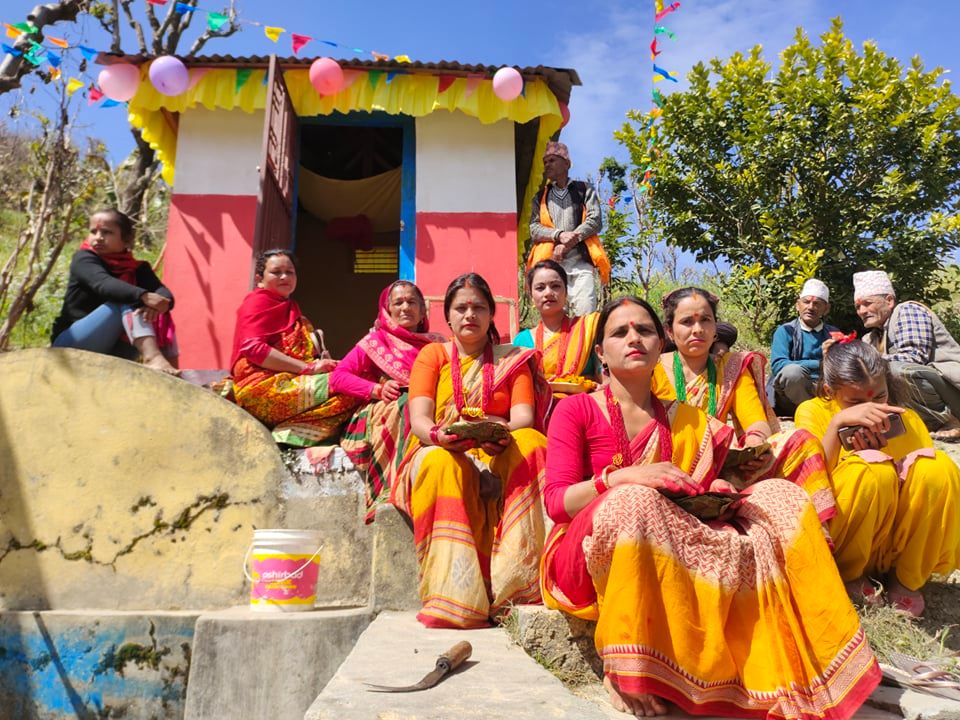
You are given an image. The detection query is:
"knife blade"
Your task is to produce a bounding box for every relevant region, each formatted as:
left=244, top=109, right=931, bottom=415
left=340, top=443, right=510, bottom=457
left=364, top=641, right=472, bottom=693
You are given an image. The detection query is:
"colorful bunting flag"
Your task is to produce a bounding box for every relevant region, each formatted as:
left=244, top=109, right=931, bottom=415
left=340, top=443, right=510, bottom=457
left=87, top=86, right=104, bottom=105
left=78, top=45, right=97, bottom=62
left=463, top=76, right=482, bottom=98
left=235, top=67, right=252, bottom=91
left=385, top=71, right=398, bottom=84
left=655, top=2, right=680, bottom=21
left=321, top=40, right=338, bottom=47
left=437, top=75, right=456, bottom=94
left=650, top=38, right=660, bottom=59
left=653, top=64, right=678, bottom=82
left=290, top=33, right=311, bottom=54
left=174, top=3, right=194, bottom=15
left=207, top=12, right=228, bottom=31
left=394, top=55, right=411, bottom=63
left=101, top=98, right=122, bottom=108
left=49, top=66, right=61, bottom=80
left=652, top=87, right=665, bottom=107
left=146, top=0, right=169, bottom=4
left=11, top=22, right=34, bottom=34
left=4, top=24, right=21, bottom=39
left=66, top=77, right=84, bottom=95
left=368, top=70, right=382, bottom=88
left=263, top=26, right=284, bottom=42
left=46, top=50, right=61, bottom=67
left=654, top=25, right=675, bottom=39
left=47, top=36, right=68, bottom=48
left=2, top=43, right=21, bottom=57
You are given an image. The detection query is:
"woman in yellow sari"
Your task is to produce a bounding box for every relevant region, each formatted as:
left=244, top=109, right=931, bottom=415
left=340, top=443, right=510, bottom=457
left=513, top=260, right=599, bottom=398
left=542, top=296, right=879, bottom=719
left=653, top=287, right=834, bottom=519
left=795, top=339, right=960, bottom=616
left=391, top=272, right=550, bottom=629
left=230, top=249, right=359, bottom=446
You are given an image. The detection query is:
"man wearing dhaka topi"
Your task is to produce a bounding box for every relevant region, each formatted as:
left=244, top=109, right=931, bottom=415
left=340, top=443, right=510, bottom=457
left=855, top=269, right=960, bottom=441
left=527, top=141, right=608, bottom=316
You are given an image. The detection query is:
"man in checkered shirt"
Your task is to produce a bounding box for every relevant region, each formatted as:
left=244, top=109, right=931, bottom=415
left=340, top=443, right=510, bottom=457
left=855, top=270, right=960, bottom=439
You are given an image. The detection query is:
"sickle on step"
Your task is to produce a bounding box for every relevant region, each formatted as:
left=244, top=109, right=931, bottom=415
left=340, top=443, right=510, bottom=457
left=364, top=641, right=473, bottom=693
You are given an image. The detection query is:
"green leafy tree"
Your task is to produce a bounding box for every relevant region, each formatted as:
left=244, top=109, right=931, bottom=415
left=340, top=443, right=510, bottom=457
left=618, top=18, right=960, bottom=335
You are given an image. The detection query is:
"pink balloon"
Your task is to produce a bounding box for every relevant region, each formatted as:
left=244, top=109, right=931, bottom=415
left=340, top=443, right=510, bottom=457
left=309, top=57, right=345, bottom=96
left=149, top=55, right=189, bottom=96
left=559, top=101, right=570, bottom=128
left=492, top=66, right=523, bottom=101
left=98, top=63, right=140, bottom=102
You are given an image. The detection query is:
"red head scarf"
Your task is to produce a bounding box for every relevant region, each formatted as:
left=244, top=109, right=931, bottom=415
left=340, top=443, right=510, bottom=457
left=357, top=282, right=444, bottom=384
left=230, top=288, right=302, bottom=367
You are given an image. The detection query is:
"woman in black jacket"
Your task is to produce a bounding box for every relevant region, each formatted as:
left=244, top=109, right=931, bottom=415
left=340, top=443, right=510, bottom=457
left=52, top=208, right=178, bottom=374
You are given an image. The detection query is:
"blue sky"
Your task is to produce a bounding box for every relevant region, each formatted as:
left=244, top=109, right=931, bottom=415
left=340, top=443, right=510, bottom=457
left=2, top=0, right=960, bottom=183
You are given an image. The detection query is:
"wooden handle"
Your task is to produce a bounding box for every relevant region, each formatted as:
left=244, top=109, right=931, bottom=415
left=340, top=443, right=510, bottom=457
left=441, top=641, right=472, bottom=670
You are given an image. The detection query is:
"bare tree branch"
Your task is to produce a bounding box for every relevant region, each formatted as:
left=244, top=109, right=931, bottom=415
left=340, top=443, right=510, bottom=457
left=118, top=0, right=148, bottom=55
left=188, top=3, right=240, bottom=57
left=108, top=0, right=122, bottom=52
left=0, top=1, right=89, bottom=93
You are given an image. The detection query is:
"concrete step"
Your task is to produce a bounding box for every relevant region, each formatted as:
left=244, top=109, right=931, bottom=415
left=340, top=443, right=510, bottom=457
left=303, top=610, right=624, bottom=720
left=184, top=605, right=373, bottom=720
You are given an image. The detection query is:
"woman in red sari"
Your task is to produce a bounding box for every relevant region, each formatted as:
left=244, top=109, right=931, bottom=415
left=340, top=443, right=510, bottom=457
left=653, top=287, right=834, bottom=518
left=333, top=280, right=444, bottom=520
left=391, top=272, right=549, bottom=629
left=230, top=249, right=358, bottom=446
left=542, top=296, right=879, bottom=719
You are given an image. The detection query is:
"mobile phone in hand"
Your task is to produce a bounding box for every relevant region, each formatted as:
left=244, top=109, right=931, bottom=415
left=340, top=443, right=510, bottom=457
left=838, top=412, right=906, bottom=451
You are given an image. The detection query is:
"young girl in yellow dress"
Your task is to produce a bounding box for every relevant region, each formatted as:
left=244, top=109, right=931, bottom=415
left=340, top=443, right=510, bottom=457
left=794, top=339, right=960, bottom=616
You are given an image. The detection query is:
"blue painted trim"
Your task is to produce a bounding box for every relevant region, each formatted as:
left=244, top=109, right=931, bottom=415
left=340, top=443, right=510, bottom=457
left=299, top=111, right=416, bottom=280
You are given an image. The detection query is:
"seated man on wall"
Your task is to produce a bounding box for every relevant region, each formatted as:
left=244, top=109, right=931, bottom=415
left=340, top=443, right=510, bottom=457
left=767, top=279, right=838, bottom=418
left=855, top=269, right=960, bottom=440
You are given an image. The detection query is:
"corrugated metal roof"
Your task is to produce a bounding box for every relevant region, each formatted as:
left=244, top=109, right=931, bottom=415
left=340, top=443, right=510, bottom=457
left=98, top=52, right=581, bottom=103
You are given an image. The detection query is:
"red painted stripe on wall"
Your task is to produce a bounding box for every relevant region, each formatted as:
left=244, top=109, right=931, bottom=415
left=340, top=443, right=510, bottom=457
left=415, top=212, right=520, bottom=340
left=163, top=194, right=257, bottom=369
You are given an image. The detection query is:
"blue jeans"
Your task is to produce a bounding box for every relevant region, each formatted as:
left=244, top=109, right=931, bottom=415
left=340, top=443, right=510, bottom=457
left=53, top=303, right=138, bottom=358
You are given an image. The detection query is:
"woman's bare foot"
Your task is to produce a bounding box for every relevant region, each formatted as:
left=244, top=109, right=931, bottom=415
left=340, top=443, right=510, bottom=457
left=843, top=576, right=881, bottom=606
left=603, top=674, right=668, bottom=717
left=887, top=573, right=925, bottom=617
left=142, top=353, right=180, bottom=376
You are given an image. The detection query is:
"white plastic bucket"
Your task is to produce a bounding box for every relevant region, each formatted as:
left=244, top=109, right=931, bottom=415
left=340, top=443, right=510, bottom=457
left=243, top=529, right=322, bottom=613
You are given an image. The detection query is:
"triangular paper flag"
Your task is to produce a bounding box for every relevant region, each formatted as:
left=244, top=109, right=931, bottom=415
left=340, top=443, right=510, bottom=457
left=394, top=55, right=411, bottom=63
left=264, top=26, right=284, bottom=42
left=340, top=69, right=361, bottom=89
left=47, top=36, right=68, bottom=48
left=174, top=3, right=194, bottom=14
left=437, top=75, right=456, bottom=93
left=4, top=25, right=20, bottom=40
left=46, top=50, right=61, bottom=67
left=2, top=43, right=22, bottom=57
left=207, top=12, right=228, bottom=31
left=235, top=68, right=252, bottom=91
left=321, top=40, right=338, bottom=47
left=463, top=76, right=482, bottom=98
left=146, top=0, right=169, bottom=4
left=24, top=47, right=43, bottom=65
left=291, top=33, right=311, bottom=54
left=12, top=22, right=33, bottom=34
left=187, top=67, right=209, bottom=90
left=101, top=98, right=122, bottom=108
left=50, top=67, right=61, bottom=80
left=78, top=45, right=97, bottom=62
left=66, top=77, right=84, bottom=95
left=87, top=86, right=104, bottom=105
left=368, top=70, right=382, bottom=88
left=385, top=71, right=398, bottom=84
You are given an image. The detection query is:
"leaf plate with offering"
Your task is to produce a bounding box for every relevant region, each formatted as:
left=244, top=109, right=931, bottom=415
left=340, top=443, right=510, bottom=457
left=659, top=490, right=745, bottom=521
left=721, top=442, right=771, bottom=470
left=548, top=374, right=598, bottom=395
left=444, top=420, right=511, bottom=444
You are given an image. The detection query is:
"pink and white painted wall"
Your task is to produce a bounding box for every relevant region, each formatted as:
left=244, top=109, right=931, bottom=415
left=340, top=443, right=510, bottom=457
left=164, top=107, right=520, bottom=369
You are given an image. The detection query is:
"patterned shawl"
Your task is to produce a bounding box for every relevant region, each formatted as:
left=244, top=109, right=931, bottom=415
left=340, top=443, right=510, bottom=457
left=357, top=284, right=444, bottom=385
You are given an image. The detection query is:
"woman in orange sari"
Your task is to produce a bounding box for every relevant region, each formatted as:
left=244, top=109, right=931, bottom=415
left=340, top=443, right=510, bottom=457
left=391, top=272, right=549, bottom=629
left=542, top=296, right=879, bottom=719
left=653, top=287, right=834, bottom=519
left=513, top=260, right=599, bottom=398
left=230, top=249, right=359, bottom=446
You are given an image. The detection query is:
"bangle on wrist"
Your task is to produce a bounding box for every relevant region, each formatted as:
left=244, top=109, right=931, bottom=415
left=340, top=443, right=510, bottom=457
left=429, top=425, right=441, bottom=445
left=372, top=383, right=382, bottom=400
left=745, top=429, right=766, bottom=440
left=594, top=465, right=615, bottom=496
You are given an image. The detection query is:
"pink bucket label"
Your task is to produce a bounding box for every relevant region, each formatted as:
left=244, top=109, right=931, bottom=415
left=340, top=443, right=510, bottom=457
left=250, top=553, right=319, bottom=604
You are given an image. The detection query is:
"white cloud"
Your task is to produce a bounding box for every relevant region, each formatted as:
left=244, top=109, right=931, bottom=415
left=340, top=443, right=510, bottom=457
left=557, top=0, right=820, bottom=177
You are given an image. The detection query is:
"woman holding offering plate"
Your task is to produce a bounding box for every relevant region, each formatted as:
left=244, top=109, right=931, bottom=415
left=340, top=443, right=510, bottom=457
left=390, top=273, right=550, bottom=629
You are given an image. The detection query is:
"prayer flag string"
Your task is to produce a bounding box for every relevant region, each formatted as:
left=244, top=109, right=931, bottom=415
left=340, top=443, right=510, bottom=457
left=640, top=0, right=682, bottom=195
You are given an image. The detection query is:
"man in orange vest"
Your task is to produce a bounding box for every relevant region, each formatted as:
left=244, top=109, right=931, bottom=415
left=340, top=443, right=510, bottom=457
left=528, top=141, right=605, bottom=315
